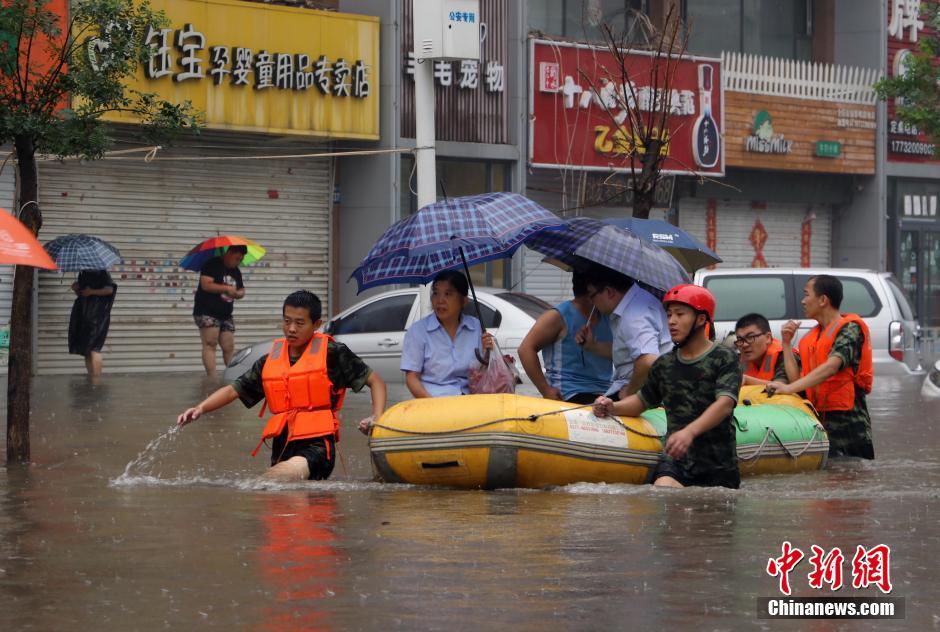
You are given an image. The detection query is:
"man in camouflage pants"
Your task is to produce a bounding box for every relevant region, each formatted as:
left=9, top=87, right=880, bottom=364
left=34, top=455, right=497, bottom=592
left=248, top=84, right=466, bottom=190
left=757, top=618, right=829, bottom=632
left=594, top=284, right=742, bottom=489
left=765, top=275, right=874, bottom=459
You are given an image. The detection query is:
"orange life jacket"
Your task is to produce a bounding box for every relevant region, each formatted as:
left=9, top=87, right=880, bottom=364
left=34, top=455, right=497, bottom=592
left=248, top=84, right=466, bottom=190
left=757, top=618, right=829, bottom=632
left=798, top=314, right=873, bottom=412
left=252, top=333, right=346, bottom=457
left=745, top=338, right=783, bottom=382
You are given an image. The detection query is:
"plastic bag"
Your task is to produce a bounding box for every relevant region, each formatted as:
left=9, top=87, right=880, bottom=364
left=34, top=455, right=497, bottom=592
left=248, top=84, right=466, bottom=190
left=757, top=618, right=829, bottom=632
left=468, top=342, right=517, bottom=395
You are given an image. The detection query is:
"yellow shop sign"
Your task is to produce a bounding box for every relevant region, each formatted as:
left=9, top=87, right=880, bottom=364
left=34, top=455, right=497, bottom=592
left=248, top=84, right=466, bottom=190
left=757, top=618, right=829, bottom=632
left=106, top=0, right=379, bottom=139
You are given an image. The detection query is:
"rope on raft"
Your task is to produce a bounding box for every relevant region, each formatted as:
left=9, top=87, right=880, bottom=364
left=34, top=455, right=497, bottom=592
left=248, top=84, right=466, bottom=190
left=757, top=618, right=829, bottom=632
left=737, top=424, right=826, bottom=461
left=370, top=403, right=666, bottom=440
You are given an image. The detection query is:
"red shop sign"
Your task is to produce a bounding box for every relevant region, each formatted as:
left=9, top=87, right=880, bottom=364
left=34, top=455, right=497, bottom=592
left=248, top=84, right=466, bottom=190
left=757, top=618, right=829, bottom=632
left=529, top=39, right=724, bottom=176
left=886, top=0, right=940, bottom=164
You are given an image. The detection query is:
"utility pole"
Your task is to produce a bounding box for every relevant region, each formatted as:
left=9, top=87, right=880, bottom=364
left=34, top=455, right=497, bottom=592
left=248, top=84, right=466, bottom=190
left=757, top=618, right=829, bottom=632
left=413, top=57, right=437, bottom=209
left=412, top=0, right=480, bottom=209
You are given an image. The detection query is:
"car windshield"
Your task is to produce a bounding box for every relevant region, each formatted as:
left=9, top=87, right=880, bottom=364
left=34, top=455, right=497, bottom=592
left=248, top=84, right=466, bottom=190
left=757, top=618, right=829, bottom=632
left=495, top=292, right=552, bottom=319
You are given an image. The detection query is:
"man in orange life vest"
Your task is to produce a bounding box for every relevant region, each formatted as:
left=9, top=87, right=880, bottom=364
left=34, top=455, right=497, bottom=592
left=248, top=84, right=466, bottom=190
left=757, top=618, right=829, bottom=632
left=177, top=290, right=387, bottom=480
left=765, top=275, right=874, bottom=459
left=734, top=313, right=800, bottom=386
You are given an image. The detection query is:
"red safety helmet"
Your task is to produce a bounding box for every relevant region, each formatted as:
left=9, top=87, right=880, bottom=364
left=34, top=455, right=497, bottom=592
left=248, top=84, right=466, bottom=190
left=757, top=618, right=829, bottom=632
left=662, top=284, right=716, bottom=320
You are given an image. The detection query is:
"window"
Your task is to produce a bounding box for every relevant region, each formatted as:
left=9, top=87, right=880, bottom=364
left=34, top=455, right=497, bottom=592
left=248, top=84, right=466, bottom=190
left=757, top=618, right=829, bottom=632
left=835, top=278, right=880, bottom=318
left=795, top=275, right=881, bottom=318
left=463, top=301, right=502, bottom=329
left=704, top=275, right=788, bottom=321
left=685, top=0, right=812, bottom=61
left=330, top=294, right=416, bottom=335
left=496, top=292, right=553, bottom=319
left=886, top=276, right=916, bottom=321
left=528, top=0, right=646, bottom=44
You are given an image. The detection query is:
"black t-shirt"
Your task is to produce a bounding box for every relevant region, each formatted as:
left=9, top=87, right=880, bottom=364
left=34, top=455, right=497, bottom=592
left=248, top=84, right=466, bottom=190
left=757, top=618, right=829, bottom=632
left=192, top=256, right=244, bottom=319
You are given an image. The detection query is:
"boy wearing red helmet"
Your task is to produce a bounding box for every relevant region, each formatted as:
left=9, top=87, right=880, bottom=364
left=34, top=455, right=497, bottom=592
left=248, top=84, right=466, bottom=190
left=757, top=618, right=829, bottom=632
left=593, top=284, right=743, bottom=488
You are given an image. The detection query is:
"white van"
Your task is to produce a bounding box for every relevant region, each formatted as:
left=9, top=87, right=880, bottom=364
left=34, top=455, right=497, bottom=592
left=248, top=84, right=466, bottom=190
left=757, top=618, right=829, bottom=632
left=693, top=268, right=922, bottom=377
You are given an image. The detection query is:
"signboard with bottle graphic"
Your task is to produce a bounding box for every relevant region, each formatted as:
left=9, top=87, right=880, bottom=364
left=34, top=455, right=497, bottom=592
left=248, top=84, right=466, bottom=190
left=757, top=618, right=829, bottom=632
left=529, top=39, right=724, bottom=176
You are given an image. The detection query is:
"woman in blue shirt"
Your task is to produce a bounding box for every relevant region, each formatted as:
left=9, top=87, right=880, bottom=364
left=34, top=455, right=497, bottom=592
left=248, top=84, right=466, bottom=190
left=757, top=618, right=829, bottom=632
left=400, top=271, right=494, bottom=398
left=518, top=271, right=613, bottom=404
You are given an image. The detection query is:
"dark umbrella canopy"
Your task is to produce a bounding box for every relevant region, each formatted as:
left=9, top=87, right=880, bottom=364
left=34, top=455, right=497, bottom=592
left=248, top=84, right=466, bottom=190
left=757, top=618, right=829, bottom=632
left=524, top=217, right=689, bottom=296
left=604, top=217, right=721, bottom=272
left=351, top=192, right=563, bottom=292
left=44, top=234, right=121, bottom=272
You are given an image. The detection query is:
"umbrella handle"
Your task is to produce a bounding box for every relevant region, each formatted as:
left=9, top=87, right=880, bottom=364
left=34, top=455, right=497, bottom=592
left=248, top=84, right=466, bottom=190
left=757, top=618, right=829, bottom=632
left=457, top=244, right=491, bottom=364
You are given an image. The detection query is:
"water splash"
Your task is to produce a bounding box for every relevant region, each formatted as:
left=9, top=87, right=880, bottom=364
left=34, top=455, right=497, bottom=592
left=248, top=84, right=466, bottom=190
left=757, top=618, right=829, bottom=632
left=111, top=424, right=181, bottom=485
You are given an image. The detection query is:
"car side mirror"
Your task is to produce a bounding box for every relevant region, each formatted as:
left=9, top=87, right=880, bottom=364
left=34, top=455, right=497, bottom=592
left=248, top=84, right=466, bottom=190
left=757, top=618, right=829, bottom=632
left=325, top=319, right=336, bottom=335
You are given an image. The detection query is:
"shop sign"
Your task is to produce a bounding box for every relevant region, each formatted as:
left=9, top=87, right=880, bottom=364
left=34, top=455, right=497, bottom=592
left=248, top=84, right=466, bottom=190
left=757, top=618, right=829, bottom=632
left=529, top=39, right=724, bottom=176
left=815, top=140, right=842, bottom=158
left=745, top=111, right=793, bottom=154
left=724, top=92, right=875, bottom=174
left=404, top=53, right=505, bottom=92
left=886, top=0, right=939, bottom=163
left=102, top=0, right=380, bottom=139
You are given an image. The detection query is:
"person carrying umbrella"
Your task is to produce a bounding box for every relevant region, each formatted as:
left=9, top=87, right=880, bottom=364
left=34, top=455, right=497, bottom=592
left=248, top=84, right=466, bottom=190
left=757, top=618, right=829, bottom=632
left=192, top=245, right=247, bottom=377
left=44, top=234, right=121, bottom=377
left=518, top=270, right=613, bottom=404
left=69, top=271, right=117, bottom=377
left=399, top=270, right=495, bottom=400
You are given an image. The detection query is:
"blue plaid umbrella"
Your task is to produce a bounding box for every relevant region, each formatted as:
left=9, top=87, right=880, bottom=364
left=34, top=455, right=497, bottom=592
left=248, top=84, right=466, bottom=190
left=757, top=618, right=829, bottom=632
left=605, top=217, right=721, bottom=272
left=43, top=234, right=122, bottom=272
left=524, top=217, right=689, bottom=295
left=351, top=192, right=563, bottom=292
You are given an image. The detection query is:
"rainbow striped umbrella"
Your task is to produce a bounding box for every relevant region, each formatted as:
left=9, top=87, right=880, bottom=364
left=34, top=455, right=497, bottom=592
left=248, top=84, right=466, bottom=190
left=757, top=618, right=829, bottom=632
left=179, top=235, right=265, bottom=271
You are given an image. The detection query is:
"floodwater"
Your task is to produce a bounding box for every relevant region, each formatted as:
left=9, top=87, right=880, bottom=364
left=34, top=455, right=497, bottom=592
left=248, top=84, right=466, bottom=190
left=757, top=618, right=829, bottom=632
left=1, top=373, right=939, bottom=630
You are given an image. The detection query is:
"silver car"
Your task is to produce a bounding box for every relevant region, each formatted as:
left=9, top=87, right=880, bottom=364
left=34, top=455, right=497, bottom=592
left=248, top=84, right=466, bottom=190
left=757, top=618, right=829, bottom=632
left=223, top=287, right=551, bottom=383
left=693, top=268, right=923, bottom=377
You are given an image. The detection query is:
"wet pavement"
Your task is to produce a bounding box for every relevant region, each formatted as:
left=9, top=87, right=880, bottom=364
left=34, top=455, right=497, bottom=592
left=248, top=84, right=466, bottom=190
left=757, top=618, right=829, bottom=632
left=1, top=372, right=939, bottom=630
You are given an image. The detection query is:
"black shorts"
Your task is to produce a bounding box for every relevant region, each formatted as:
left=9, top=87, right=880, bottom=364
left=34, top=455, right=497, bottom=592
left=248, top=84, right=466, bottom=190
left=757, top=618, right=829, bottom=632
left=653, top=456, right=740, bottom=489
left=270, top=434, right=336, bottom=480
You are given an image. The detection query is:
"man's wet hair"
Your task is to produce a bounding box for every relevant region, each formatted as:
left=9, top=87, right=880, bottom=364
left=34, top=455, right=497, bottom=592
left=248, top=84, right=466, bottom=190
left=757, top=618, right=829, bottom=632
left=809, top=275, right=843, bottom=309
left=734, top=313, right=771, bottom=334
left=432, top=270, right=469, bottom=297
left=283, top=290, right=322, bottom=321
left=227, top=245, right=248, bottom=255
left=585, top=265, right=633, bottom=293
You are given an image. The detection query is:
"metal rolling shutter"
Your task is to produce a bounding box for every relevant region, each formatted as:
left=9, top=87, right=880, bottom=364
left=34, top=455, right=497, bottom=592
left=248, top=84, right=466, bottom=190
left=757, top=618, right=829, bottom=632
left=679, top=199, right=832, bottom=269
left=0, top=149, right=16, bottom=373
left=36, top=136, right=331, bottom=374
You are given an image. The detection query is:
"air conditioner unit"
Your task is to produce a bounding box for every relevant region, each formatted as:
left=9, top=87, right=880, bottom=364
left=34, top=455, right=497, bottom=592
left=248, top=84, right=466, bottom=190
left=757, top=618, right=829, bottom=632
left=413, top=0, right=481, bottom=61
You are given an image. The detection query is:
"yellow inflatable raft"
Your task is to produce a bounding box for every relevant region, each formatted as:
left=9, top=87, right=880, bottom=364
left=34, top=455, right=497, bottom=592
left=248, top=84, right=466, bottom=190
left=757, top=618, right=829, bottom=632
left=369, top=386, right=828, bottom=489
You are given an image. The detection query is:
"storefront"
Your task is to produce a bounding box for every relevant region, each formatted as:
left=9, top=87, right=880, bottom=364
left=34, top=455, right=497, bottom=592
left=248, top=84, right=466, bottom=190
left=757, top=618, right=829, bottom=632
left=336, top=0, right=524, bottom=308
left=885, top=0, right=940, bottom=331
left=523, top=37, right=725, bottom=304
left=678, top=53, right=877, bottom=274
left=36, top=0, right=379, bottom=373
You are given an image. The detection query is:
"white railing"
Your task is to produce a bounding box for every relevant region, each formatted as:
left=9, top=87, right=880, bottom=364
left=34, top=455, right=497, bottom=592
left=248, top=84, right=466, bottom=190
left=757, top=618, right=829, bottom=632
left=721, top=51, right=881, bottom=105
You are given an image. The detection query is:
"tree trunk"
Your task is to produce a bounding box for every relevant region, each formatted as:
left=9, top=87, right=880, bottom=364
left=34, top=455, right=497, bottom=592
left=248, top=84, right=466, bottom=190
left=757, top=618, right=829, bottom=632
left=632, top=138, right=663, bottom=219
left=7, top=135, right=41, bottom=463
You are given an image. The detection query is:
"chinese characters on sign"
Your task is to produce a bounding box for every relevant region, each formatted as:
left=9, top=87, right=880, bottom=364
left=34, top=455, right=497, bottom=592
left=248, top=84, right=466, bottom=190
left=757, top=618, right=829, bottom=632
left=142, top=23, right=370, bottom=98
left=447, top=10, right=476, bottom=23
left=404, top=52, right=504, bottom=92
left=529, top=40, right=723, bottom=176
left=887, top=0, right=939, bottom=162
left=767, top=541, right=893, bottom=596
left=888, top=0, right=925, bottom=42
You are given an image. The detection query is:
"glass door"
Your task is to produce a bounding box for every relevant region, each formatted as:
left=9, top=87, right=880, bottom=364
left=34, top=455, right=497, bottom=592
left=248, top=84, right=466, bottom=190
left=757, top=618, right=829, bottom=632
left=898, top=230, right=920, bottom=318
left=925, top=231, right=940, bottom=328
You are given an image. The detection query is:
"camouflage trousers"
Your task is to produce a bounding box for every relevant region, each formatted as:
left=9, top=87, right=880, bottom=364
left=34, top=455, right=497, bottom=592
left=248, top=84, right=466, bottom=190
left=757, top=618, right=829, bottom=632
left=821, top=413, right=874, bottom=460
